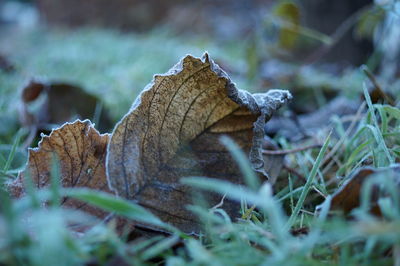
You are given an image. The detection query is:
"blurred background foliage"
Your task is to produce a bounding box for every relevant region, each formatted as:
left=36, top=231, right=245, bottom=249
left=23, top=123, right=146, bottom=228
left=0, top=0, right=399, bottom=163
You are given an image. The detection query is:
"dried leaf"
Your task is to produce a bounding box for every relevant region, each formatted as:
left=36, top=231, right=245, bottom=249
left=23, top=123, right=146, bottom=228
left=19, top=80, right=113, bottom=132
left=106, top=53, right=291, bottom=232
left=9, top=120, right=111, bottom=218
left=21, top=80, right=45, bottom=103
left=328, top=165, right=400, bottom=215
left=330, top=167, right=376, bottom=214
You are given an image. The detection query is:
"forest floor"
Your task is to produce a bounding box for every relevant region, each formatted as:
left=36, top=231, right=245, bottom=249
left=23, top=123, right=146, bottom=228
left=0, top=9, right=400, bottom=265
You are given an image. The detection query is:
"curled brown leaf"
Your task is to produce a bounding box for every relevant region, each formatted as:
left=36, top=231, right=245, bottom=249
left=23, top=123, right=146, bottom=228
left=106, top=53, right=292, bottom=232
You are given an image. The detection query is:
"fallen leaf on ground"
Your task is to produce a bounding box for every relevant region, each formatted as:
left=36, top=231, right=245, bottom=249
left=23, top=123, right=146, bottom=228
left=106, top=53, right=292, bottom=233
left=21, top=80, right=45, bottom=103
left=19, top=80, right=112, bottom=133
left=324, top=165, right=400, bottom=215
left=8, top=120, right=111, bottom=219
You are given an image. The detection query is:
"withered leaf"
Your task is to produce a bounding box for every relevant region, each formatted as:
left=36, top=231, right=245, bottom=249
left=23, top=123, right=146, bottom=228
left=9, top=119, right=111, bottom=218
left=21, top=80, right=45, bottom=103
left=19, top=79, right=112, bottom=132
left=328, top=165, right=400, bottom=215
left=106, top=53, right=291, bottom=233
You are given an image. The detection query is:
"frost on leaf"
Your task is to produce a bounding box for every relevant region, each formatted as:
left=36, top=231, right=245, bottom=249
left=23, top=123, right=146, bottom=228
left=9, top=119, right=111, bottom=218
left=106, top=53, right=292, bottom=233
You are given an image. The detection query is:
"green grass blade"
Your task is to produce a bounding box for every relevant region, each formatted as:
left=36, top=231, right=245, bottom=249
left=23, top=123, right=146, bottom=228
left=182, top=177, right=262, bottom=207
left=182, top=177, right=289, bottom=241
left=65, top=188, right=179, bottom=234
left=362, top=82, right=393, bottom=164
left=285, top=132, right=331, bottom=229
left=22, top=170, right=41, bottom=209
left=140, top=235, right=180, bottom=261
left=2, top=130, right=23, bottom=173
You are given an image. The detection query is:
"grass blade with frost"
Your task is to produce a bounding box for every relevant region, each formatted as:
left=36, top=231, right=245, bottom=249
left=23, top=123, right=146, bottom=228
left=140, top=235, right=180, bottom=261
left=2, top=129, right=23, bottom=174
left=285, top=132, right=331, bottom=229
left=362, top=82, right=393, bottom=164
left=65, top=188, right=179, bottom=234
